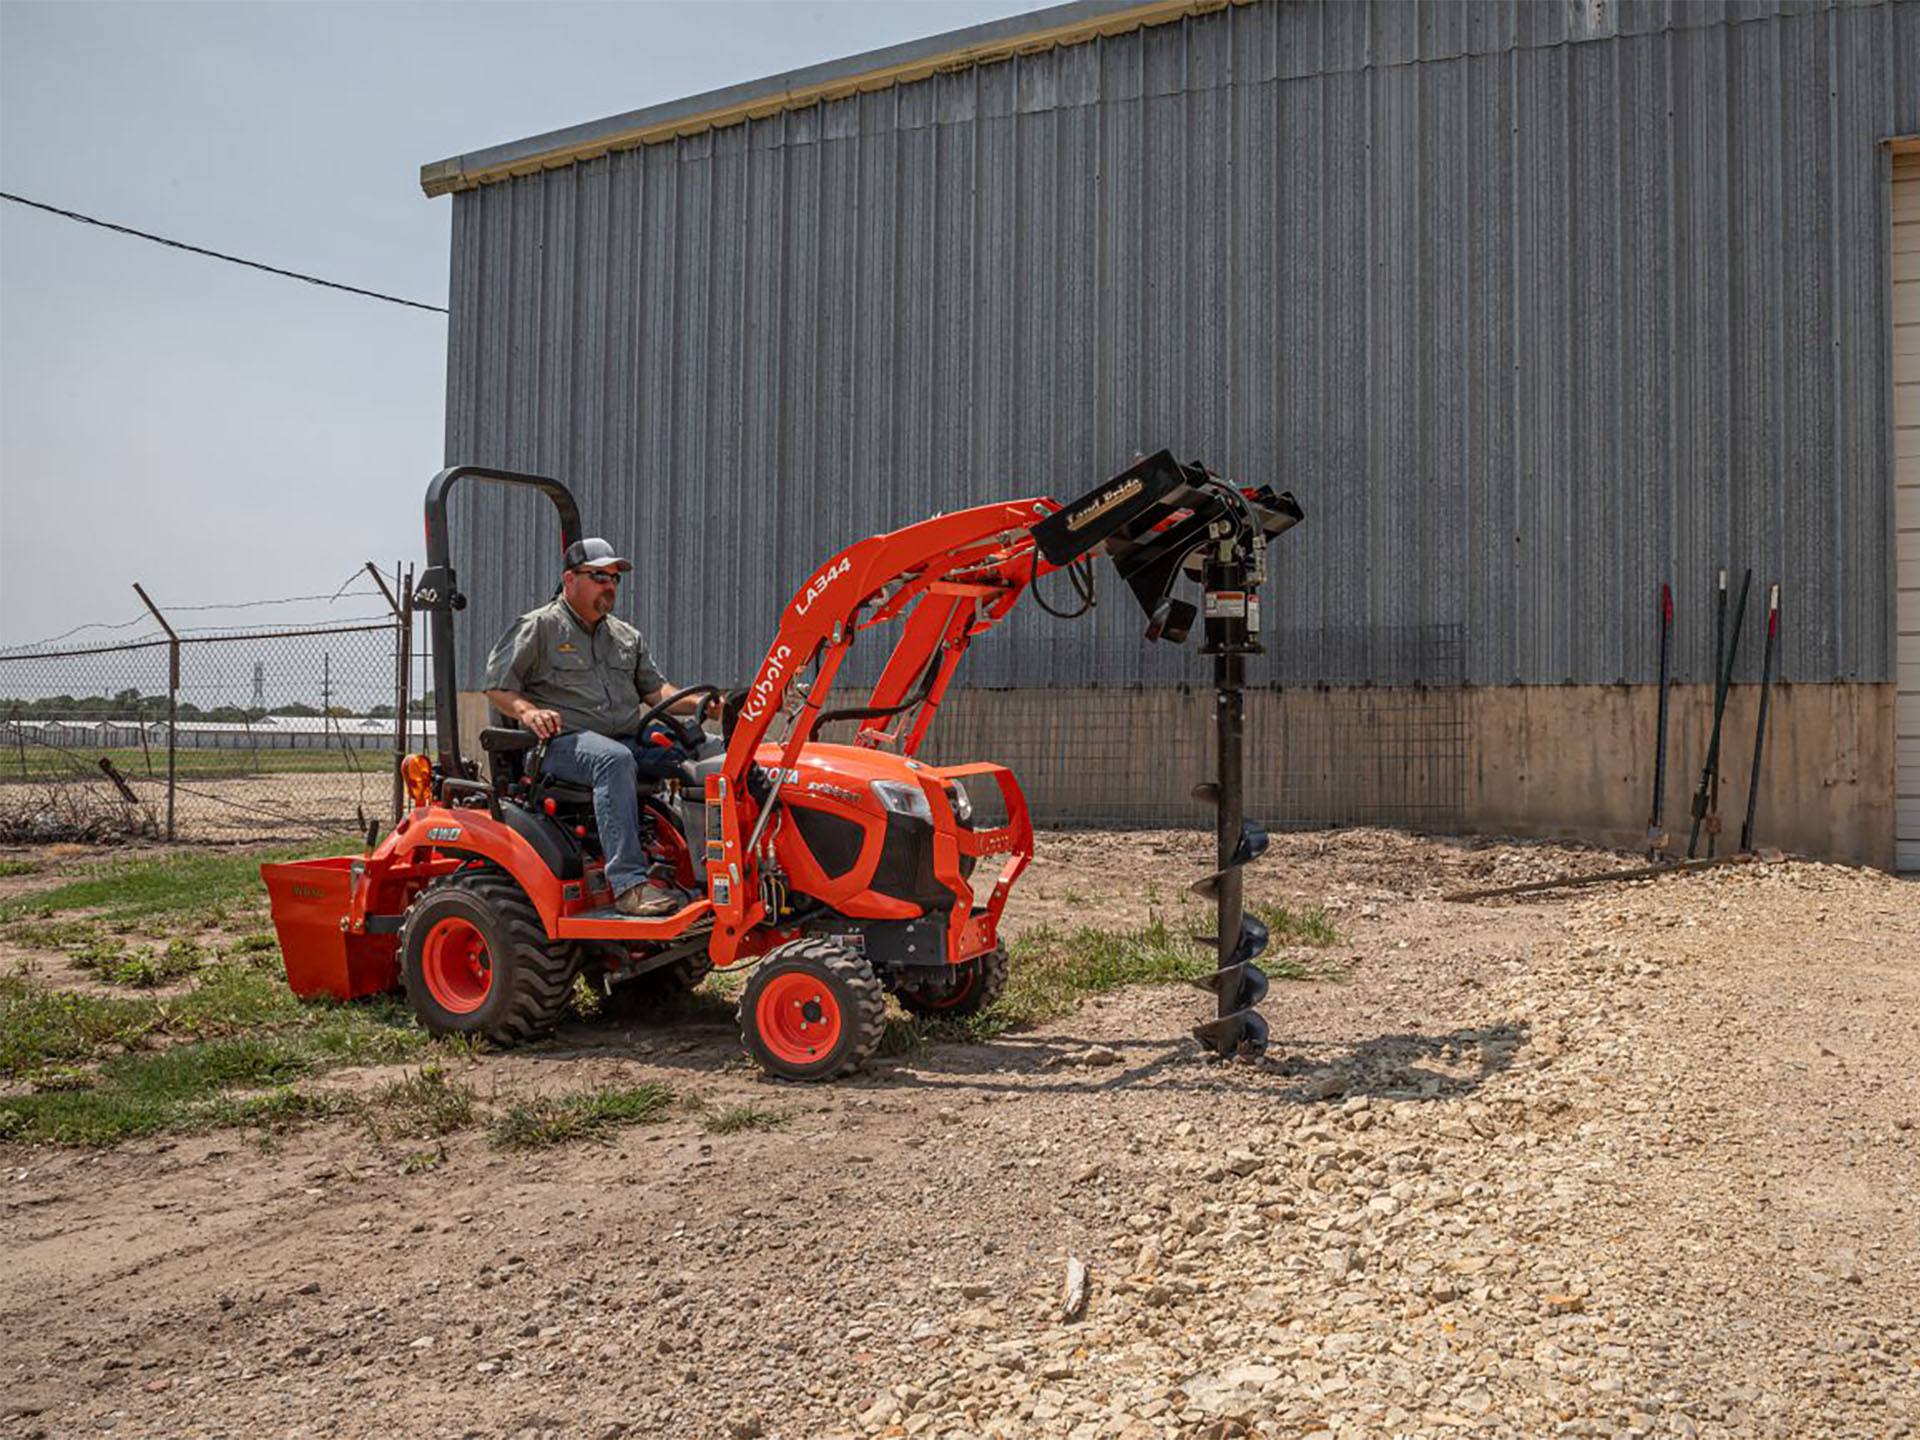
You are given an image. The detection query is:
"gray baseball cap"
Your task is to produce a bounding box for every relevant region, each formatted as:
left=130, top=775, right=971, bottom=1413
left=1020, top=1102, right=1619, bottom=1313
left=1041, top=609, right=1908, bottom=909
left=562, top=537, right=632, bottom=573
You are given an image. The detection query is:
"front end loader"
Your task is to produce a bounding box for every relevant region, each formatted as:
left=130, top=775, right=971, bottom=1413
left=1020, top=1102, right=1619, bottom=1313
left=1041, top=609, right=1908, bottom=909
left=262, top=454, right=1300, bottom=1079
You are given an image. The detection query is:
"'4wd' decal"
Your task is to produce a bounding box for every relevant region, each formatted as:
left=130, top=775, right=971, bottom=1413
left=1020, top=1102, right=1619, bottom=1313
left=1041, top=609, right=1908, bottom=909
left=426, top=826, right=462, bottom=842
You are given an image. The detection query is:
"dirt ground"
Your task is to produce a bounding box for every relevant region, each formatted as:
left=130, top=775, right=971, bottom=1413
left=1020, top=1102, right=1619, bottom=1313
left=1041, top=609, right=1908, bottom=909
left=1, top=828, right=1916, bottom=1440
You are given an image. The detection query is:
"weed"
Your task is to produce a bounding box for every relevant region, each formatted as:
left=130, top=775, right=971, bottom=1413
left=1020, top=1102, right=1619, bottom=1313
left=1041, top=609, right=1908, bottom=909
left=570, top=973, right=604, bottom=1019
left=25, top=1064, right=95, bottom=1092
left=430, top=1031, right=486, bottom=1061
left=229, top=932, right=280, bottom=957
left=0, top=859, right=38, bottom=878
left=76, top=936, right=208, bottom=989
left=489, top=1083, right=672, bottom=1150
left=204, top=1087, right=340, bottom=1133
left=703, top=1103, right=789, bottom=1135
left=401, top=1144, right=448, bottom=1174
left=371, top=1065, right=476, bottom=1139
left=4, top=918, right=102, bottom=950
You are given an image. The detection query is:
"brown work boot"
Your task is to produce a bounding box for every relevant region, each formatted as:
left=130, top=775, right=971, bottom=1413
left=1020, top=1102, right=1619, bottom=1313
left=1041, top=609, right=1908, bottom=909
left=614, top=883, right=679, bottom=917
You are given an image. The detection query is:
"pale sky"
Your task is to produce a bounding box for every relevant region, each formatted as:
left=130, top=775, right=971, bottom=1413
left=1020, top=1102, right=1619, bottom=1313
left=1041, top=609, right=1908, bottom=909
left=0, top=0, right=1048, bottom=649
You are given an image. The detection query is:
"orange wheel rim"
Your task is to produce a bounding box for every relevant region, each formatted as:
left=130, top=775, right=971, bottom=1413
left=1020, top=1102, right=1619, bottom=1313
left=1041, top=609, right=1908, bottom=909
left=756, top=971, right=842, bottom=1065
left=421, top=916, right=491, bottom=1013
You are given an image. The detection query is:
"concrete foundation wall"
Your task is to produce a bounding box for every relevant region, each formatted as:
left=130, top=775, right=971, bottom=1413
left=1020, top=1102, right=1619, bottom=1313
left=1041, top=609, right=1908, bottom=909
left=1469, top=683, right=1894, bottom=871
left=455, top=681, right=1896, bottom=870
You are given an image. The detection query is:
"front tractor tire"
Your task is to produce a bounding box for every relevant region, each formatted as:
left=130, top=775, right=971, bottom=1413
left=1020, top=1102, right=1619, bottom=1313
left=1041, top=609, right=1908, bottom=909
left=895, top=946, right=1010, bottom=1019
left=399, top=872, right=579, bottom=1046
left=738, top=938, right=887, bottom=1082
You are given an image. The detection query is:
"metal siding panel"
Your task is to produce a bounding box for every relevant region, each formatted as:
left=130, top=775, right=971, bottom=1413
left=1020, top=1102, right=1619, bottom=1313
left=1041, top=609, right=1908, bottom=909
left=440, top=0, right=1907, bottom=696
left=1463, top=48, right=1517, bottom=683
left=1422, top=47, right=1469, bottom=667
left=1619, top=33, right=1677, bottom=686
left=1726, top=18, right=1783, bottom=685
left=1322, top=66, right=1372, bottom=681
left=1567, top=34, right=1625, bottom=682
left=1670, top=20, right=1735, bottom=686
left=1511, top=40, right=1575, bottom=683
left=1371, top=56, right=1420, bottom=633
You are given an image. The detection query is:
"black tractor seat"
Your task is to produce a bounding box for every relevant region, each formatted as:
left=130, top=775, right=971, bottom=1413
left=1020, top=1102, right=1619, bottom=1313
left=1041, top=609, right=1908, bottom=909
left=478, top=724, right=682, bottom=810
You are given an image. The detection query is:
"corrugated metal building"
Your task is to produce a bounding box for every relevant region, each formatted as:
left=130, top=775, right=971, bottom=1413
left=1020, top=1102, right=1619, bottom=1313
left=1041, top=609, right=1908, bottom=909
left=423, top=0, right=1920, bottom=867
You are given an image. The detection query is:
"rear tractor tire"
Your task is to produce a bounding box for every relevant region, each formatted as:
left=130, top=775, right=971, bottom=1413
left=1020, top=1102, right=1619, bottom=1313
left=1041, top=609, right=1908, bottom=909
left=737, top=937, right=886, bottom=1081
left=895, top=946, right=1010, bottom=1019
left=399, top=871, right=579, bottom=1046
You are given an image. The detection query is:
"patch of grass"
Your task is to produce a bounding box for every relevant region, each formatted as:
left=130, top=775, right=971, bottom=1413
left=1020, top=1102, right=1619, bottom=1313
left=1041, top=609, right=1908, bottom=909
left=0, top=1035, right=335, bottom=1146
left=489, top=1083, right=672, bottom=1150
left=229, top=932, right=281, bottom=957
left=0, top=1025, right=356, bottom=1146
left=103, top=1034, right=317, bottom=1099
left=3, top=747, right=382, bottom=785
left=1248, top=900, right=1340, bottom=948
left=0, top=859, right=39, bottom=878
left=0, top=839, right=356, bottom=925
left=1007, top=915, right=1211, bottom=1016
left=702, top=1103, right=789, bottom=1135
left=369, top=1065, right=476, bottom=1139
left=0, top=976, right=157, bottom=1077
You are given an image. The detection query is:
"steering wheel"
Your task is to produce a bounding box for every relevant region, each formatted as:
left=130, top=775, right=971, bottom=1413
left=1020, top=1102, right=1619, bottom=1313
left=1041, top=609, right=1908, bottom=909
left=634, top=684, right=728, bottom=753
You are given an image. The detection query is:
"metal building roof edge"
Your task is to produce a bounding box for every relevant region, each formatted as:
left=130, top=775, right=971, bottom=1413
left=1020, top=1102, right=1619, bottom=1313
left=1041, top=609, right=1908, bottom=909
left=419, top=0, right=1238, bottom=198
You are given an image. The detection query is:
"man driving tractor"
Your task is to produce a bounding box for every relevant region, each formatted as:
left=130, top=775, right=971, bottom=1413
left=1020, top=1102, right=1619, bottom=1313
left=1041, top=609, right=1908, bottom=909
left=482, top=536, right=712, bottom=917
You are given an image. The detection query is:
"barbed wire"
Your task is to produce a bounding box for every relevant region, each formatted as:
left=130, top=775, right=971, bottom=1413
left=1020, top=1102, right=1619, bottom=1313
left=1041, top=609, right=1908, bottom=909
left=0, top=568, right=398, bottom=656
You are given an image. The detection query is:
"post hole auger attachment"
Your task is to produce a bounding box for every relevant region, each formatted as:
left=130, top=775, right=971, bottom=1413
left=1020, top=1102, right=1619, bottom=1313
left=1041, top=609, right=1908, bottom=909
left=1038, top=451, right=1303, bottom=1062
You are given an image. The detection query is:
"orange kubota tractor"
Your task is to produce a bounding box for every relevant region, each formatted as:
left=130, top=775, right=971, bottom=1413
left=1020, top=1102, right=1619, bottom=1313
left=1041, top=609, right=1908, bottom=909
left=263, top=453, right=1300, bottom=1080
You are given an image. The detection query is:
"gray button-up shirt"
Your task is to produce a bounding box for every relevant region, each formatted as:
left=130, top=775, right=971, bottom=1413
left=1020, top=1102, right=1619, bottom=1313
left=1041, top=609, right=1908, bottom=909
left=482, top=598, right=667, bottom=738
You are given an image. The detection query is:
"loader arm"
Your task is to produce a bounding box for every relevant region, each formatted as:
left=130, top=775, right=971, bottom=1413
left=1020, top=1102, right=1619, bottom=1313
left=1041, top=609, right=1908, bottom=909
left=703, top=451, right=1301, bottom=968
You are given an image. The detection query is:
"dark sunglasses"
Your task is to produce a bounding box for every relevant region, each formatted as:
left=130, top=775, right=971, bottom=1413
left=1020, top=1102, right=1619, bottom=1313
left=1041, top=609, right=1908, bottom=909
left=577, top=569, right=622, bottom=585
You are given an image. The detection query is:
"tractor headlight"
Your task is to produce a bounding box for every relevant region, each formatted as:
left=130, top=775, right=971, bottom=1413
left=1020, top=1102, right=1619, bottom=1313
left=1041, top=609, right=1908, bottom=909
left=870, top=779, right=933, bottom=822
left=947, top=779, right=973, bottom=824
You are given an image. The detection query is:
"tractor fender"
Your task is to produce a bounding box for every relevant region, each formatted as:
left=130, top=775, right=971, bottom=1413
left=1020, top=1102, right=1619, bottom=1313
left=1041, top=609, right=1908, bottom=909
left=498, top=805, right=584, bottom=880
left=385, top=807, right=572, bottom=934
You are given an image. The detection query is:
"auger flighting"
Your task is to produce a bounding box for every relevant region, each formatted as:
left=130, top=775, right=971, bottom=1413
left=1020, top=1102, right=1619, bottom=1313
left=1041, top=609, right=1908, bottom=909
left=1030, top=449, right=1302, bottom=1062
left=1188, top=501, right=1282, bottom=1060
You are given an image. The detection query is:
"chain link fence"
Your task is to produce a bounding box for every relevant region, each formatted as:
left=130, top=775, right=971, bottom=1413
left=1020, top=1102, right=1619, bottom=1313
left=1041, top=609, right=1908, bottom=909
left=2, top=581, right=1464, bottom=845
left=0, top=567, right=423, bottom=843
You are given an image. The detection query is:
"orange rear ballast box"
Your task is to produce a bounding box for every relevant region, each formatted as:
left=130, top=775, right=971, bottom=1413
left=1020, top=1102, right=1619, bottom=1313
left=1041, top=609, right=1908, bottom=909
left=260, top=855, right=401, bottom=1001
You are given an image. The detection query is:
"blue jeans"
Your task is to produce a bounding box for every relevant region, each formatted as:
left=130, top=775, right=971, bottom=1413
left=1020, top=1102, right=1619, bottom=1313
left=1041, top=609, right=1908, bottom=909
left=541, top=730, right=673, bottom=896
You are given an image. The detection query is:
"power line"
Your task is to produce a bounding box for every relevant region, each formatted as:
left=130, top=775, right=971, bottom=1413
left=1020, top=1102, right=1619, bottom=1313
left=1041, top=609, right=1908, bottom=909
left=0, top=189, right=448, bottom=315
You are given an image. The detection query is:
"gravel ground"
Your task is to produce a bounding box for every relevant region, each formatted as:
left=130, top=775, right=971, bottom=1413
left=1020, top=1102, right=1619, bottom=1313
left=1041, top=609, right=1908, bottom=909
left=0, top=827, right=1915, bottom=1440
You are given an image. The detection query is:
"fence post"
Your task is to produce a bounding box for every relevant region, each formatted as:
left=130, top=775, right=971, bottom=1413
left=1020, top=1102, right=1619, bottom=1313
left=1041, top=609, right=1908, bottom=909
left=132, top=583, right=178, bottom=842
left=365, top=560, right=408, bottom=821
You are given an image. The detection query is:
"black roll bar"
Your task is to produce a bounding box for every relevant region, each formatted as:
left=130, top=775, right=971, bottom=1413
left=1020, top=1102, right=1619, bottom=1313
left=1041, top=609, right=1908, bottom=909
left=413, top=465, right=584, bottom=778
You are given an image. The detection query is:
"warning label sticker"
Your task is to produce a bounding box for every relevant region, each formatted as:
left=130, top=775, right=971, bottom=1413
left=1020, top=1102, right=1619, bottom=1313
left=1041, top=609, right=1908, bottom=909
left=1204, top=590, right=1247, bottom=619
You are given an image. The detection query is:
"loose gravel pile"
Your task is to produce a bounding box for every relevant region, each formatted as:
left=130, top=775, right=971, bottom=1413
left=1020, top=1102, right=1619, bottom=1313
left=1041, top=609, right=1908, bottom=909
left=1, top=830, right=1913, bottom=1439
